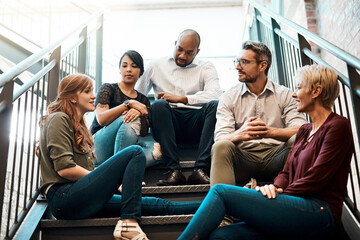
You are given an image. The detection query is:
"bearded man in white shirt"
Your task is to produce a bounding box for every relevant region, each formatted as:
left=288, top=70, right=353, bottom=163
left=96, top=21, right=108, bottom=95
left=137, top=29, right=222, bottom=186
left=210, top=41, right=307, bottom=187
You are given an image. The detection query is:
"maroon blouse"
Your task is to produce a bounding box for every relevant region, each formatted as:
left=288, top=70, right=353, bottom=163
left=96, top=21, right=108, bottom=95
left=274, top=112, right=354, bottom=225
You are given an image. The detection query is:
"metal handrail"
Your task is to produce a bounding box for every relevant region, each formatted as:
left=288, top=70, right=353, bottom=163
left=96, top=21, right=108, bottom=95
left=302, top=48, right=350, bottom=87
left=249, top=0, right=360, bottom=71
left=0, top=8, right=105, bottom=88
left=13, top=60, right=56, bottom=101
left=0, top=6, right=106, bottom=239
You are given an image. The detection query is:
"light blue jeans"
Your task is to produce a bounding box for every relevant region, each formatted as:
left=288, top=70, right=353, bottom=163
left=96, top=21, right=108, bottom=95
left=93, top=116, right=161, bottom=167
left=179, top=184, right=336, bottom=240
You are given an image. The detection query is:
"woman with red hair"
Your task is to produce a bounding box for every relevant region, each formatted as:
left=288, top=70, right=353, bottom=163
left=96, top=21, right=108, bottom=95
left=39, top=73, right=200, bottom=240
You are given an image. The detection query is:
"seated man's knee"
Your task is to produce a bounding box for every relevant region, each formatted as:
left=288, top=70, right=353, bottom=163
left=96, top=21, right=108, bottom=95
left=212, top=140, right=235, bottom=155
left=285, top=134, right=296, bottom=148
left=211, top=140, right=236, bottom=166
left=204, top=100, right=219, bottom=114
left=208, top=100, right=219, bottom=108
left=150, top=99, right=170, bottom=113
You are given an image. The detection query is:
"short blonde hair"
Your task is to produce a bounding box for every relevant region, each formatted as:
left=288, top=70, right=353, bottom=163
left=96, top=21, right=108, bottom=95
left=296, top=64, right=339, bottom=109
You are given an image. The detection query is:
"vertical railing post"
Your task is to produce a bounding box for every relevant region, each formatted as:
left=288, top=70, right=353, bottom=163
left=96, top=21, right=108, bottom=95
left=95, top=14, right=104, bottom=92
left=78, top=27, right=88, bottom=75
left=298, top=33, right=311, bottom=66
left=347, top=65, right=360, bottom=139
left=0, top=80, right=14, bottom=230
left=47, top=47, right=61, bottom=105
left=254, top=8, right=262, bottom=41
left=271, top=18, right=286, bottom=86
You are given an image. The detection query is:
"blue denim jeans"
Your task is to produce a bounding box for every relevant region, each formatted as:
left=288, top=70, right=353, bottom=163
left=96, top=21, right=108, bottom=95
left=93, top=115, right=160, bottom=167
left=149, top=99, right=218, bottom=170
left=179, top=184, right=335, bottom=240
left=46, top=146, right=201, bottom=220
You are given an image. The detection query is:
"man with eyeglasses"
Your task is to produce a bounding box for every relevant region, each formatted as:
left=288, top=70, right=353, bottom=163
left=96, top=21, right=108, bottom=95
left=210, top=41, right=307, bottom=188
left=137, top=29, right=222, bottom=186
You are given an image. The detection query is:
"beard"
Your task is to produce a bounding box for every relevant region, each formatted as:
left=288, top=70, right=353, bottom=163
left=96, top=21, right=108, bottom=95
left=175, top=57, right=188, bottom=67
left=238, top=72, right=258, bottom=83
left=175, top=56, right=194, bottom=67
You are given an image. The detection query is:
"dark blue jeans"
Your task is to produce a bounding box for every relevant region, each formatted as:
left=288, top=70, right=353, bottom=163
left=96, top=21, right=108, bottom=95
left=178, top=184, right=335, bottom=240
left=149, top=99, right=218, bottom=170
left=46, top=145, right=201, bottom=220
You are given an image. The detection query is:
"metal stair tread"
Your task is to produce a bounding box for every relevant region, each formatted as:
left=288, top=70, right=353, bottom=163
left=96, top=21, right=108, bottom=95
left=40, top=214, right=194, bottom=228
left=142, top=184, right=210, bottom=194
left=149, top=160, right=195, bottom=170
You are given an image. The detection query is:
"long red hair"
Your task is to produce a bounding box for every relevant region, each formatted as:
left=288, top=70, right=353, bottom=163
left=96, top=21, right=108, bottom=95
left=43, top=74, right=94, bottom=151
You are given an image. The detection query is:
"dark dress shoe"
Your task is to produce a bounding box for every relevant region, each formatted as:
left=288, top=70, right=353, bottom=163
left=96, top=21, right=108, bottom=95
left=187, top=168, right=210, bottom=185
left=157, top=169, right=186, bottom=186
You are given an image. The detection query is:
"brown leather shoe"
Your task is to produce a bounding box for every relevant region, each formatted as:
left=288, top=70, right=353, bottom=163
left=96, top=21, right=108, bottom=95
left=157, top=169, right=186, bottom=186
left=187, top=168, right=210, bottom=185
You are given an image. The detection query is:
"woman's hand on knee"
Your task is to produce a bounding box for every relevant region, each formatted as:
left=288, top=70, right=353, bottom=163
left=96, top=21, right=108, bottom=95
left=255, top=184, right=283, bottom=199
left=129, top=100, right=148, bottom=115
left=123, top=109, right=141, bottom=123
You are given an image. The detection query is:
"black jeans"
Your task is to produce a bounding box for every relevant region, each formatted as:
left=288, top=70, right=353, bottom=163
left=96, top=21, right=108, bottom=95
left=149, top=99, right=218, bottom=170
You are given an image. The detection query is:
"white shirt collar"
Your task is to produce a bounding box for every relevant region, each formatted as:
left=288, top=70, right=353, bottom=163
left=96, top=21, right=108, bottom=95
left=241, top=79, right=275, bottom=96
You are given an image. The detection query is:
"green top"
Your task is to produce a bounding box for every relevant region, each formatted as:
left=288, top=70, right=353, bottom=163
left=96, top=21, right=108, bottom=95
left=39, top=112, right=95, bottom=194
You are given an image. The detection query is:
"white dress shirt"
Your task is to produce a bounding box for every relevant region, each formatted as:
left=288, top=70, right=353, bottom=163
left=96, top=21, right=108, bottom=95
left=215, top=80, right=307, bottom=147
left=136, top=56, right=222, bottom=109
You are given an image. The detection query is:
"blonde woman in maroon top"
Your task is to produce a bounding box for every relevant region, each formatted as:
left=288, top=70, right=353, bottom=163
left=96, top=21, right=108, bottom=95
left=178, top=64, right=354, bottom=240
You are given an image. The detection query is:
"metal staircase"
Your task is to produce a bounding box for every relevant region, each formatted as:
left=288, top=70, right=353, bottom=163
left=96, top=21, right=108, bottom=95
left=0, top=1, right=360, bottom=239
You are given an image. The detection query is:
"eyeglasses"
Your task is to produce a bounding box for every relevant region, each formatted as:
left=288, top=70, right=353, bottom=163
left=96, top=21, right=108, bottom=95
left=233, top=59, right=265, bottom=68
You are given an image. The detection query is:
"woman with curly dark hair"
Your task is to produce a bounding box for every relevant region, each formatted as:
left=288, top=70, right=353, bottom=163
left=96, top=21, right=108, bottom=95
left=90, top=50, right=162, bottom=167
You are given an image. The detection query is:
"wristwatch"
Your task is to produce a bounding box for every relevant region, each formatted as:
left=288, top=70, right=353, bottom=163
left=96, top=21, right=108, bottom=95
left=123, top=99, right=130, bottom=109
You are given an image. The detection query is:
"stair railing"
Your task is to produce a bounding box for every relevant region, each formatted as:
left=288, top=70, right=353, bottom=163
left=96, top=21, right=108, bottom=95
left=246, top=0, right=360, bottom=237
left=0, top=8, right=105, bottom=239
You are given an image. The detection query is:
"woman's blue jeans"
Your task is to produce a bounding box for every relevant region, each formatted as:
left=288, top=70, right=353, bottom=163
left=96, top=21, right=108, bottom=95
left=93, top=115, right=160, bottom=167
left=179, top=184, right=336, bottom=240
left=46, top=146, right=201, bottom=220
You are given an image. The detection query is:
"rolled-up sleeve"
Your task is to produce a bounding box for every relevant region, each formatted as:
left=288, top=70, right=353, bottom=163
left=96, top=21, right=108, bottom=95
left=214, top=94, right=236, bottom=141
left=136, top=63, right=154, bottom=96
left=186, top=62, right=222, bottom=105
left=46, top=115, right=77, bottom=172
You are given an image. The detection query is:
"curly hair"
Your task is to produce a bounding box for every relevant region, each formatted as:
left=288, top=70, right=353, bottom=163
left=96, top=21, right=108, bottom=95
left=44, top=74, right=94, bottom=151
